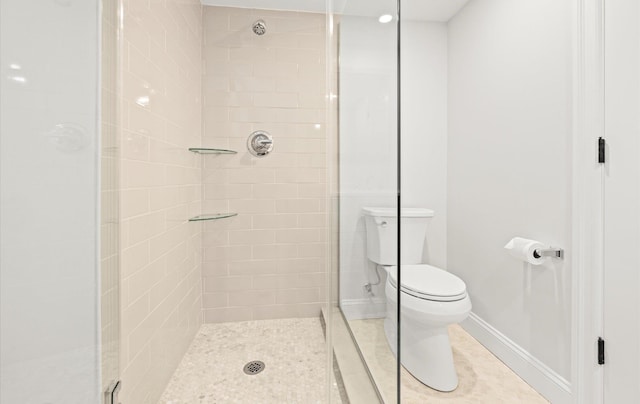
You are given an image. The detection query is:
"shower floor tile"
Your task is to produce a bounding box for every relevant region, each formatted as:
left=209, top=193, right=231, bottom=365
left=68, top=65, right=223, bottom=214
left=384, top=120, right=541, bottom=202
left=158, top=317, right=338, bottom=404
left=348, top=319, right=549, bottom=403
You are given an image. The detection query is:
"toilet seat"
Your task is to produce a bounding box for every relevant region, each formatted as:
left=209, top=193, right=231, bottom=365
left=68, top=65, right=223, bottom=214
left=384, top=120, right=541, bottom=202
left=386, top=264, right=467, bottom=302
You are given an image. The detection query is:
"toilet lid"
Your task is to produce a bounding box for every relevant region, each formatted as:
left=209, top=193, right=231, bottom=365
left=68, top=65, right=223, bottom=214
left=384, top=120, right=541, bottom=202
left=386, top=264, right=467, bottom=302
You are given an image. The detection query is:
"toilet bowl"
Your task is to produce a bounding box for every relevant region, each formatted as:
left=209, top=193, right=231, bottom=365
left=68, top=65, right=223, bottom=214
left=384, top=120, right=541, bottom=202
left=383, top=264, right=471, bottom=392
left=361, top=207, right=472, bottom=392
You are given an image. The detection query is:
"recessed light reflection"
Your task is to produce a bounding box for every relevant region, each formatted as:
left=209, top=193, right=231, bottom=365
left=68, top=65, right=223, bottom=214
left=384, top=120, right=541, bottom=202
left=9, top=64, right=21, bottom=70
left=9, top=76, right=26, bottom=83
left=135, top=95, right=150, bottom=107
left=378, top=14, right=393, bottom=24
left=314, top=124, right=322, bottom=130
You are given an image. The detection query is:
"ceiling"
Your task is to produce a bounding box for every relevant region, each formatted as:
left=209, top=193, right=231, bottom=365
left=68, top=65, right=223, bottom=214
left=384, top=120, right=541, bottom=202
left=200, top=0, right=471, bottom=22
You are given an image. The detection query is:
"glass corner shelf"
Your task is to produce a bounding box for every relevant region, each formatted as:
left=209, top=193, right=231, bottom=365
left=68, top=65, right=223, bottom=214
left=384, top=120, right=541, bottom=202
left=188, top=213, right=238, bottom=222
left=189, top=147, right=237, bottom=154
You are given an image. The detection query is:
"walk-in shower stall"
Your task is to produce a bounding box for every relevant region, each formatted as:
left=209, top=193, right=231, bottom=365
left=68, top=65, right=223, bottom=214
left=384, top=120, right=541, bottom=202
left=1, top=0, right=639, bottom=403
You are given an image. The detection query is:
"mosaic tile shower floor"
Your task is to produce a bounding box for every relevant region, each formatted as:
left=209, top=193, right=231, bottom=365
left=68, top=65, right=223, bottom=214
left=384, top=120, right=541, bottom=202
left=159, top=317, right=339, bottom=404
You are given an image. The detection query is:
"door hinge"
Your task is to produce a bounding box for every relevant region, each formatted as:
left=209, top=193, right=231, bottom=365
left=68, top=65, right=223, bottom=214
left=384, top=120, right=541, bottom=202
left=598, top=137, right=606, bottom=163
left=598, top=337, right=605, bottom=365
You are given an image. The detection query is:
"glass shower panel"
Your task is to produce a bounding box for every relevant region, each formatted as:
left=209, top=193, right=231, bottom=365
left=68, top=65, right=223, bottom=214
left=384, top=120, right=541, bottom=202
left=399, top=0, right=573, bottom=402
left=0, top=0, right=107, bottom=403
left=333, top=0, right=400, bottom=402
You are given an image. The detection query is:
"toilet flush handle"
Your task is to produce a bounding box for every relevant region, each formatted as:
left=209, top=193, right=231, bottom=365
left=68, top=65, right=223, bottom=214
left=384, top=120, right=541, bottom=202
left=374, top=218, right=388, bottom=227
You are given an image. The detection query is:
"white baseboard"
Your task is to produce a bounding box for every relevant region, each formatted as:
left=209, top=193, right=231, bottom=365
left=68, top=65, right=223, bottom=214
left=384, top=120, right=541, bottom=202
left=340, top=298, right=386, bottom=321
left=461, top=312, right=572, bottom=404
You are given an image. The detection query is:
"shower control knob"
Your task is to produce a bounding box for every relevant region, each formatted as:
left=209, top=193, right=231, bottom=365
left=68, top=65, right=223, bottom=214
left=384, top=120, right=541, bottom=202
left=247, top=130, right=273, bottom=157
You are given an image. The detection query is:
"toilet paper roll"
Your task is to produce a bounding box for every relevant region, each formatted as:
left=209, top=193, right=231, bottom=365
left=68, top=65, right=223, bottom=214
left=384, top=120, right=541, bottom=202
left=504, top=237, right=545, bottom=265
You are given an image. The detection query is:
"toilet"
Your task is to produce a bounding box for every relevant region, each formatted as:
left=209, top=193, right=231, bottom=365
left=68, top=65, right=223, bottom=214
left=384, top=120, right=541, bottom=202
left=362, top=207, right=472, bottom=392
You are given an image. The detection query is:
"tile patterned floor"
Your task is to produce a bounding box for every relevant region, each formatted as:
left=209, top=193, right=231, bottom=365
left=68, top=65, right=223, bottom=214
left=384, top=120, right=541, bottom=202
left=348, top=319, right=549, bottom=404
left=158, top=315, right=543, bottom=403
left=159, top=317, right=340, bottom=404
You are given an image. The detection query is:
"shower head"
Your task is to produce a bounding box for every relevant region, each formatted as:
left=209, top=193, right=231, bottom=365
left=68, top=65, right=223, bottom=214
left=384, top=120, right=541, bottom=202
left=252, top=20, right=266, bottom=36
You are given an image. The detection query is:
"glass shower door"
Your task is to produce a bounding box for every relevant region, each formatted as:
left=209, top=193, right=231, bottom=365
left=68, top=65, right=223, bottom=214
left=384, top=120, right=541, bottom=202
left=331, top=0, right=400, bottom=402
left=0, top=0, right=121, bottom=403
left=398, top=0, right=575, bottom=402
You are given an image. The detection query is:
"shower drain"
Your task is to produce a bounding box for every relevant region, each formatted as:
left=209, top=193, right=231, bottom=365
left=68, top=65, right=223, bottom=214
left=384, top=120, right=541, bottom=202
left=243, top=360, right=265, bottom=375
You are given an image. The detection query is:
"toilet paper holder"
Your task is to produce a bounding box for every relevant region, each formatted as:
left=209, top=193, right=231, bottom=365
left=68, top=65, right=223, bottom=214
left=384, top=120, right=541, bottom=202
left=533, top=247, right=564, bottom=259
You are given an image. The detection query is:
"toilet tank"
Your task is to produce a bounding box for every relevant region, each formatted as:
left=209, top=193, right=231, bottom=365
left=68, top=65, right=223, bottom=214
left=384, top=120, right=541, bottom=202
left=362, top=207, right=435, bottom=265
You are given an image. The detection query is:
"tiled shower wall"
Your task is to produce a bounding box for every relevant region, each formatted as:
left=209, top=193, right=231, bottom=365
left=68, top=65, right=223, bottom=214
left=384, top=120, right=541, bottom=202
left=119, top=0, right=203, bottom=402
left=201, top=7, right=328, bottom=322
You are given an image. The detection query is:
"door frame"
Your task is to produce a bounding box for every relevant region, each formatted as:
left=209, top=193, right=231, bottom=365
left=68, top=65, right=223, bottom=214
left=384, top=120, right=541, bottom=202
left=573, top=0, right=605, bottom=402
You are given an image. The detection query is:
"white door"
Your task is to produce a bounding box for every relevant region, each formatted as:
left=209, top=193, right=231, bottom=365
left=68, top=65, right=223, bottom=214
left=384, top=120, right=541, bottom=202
left=603, top=0, right=640, bottom=402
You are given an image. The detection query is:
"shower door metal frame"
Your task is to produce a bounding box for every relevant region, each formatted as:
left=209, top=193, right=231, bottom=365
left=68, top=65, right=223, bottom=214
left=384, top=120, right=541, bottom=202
left=395, top=1, right=402, bottom=403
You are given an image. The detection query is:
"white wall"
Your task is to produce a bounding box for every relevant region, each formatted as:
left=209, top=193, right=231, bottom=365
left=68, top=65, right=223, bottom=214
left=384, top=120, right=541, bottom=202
left=338, top=17, right=448, bottom=319
left=338, top=16, right=397, bottom=319
left=447, top=0, right=573, bottom=383
left=0, top=0, right=102, bottom=402
left=401, top=22, right=448, bottom=270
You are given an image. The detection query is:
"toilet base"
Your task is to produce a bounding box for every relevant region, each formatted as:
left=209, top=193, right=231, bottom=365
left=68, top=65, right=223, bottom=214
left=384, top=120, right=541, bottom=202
left=384, top=278, right=471, bottom=393
left=384, top=315, right=459, bottom=392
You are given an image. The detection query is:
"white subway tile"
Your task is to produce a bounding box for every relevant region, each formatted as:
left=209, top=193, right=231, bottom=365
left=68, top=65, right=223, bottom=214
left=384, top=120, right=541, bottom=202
left=253, top=92, right=298, bottom=108
left=205, top=30, right=252, bottom=47
left=201, top=261, right=229, bottom=277
left=229, top=47, right=275, bottom=62
left=226, top=168, right=275, bottom=184
left=121, top=294, right=150, bottom=335
left=204, top=9, right=230, bottom=31
left=205, top=91, right=253, bottom=107
left=252, top=243, right=298, bottom=260
left=255, top=32, right=299, bottom=48
left=228, top=229, right=275, bottom=245
left=228, top=259, right=278, bottom=275
left=122, top=189, right=150, bottom=218
left=252, top=183, right=298, bottom=199
left=229, top=77, right=276, bottom=92
left=203, top=307, right=252, bottom=323
left=252, top=214, right=298, bottom=229
left=277, top=258, right=325, bottom=273
left=297, top=184, right=326, bottom=198
left=128, top=211, right=166, bottom=246
left=228, top=290, right=276, bottom=307
left=275, top=199, right=320, bottom=214
left=202, top=292, right=228, bottom=308
left=251, top=303, right=322, bottom=320
left=228, top=199, right=276, bottom=214
left=276, top=288, right=320, bottom=304
left=204, top=276, right=252, bottom=292
left=205, top=183, right=252, bottom=200
left=275, top=229, right=321, bottom=243
left=298, top=213, right=327, bottom=228
left=297, top=243, right=327, bottom=258
left=275, top=48, right=323, bottom=64
left=252, top=62, right=298, bottom=79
